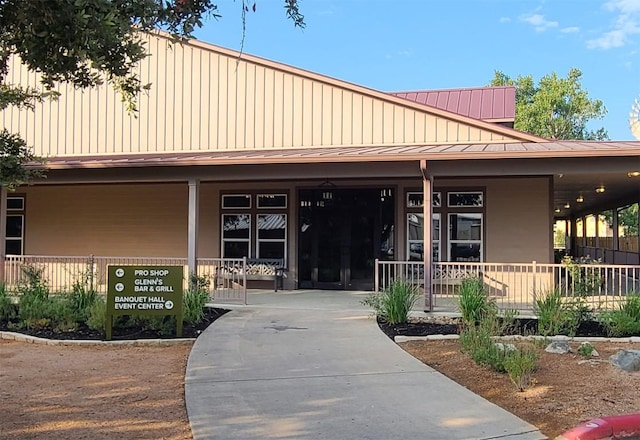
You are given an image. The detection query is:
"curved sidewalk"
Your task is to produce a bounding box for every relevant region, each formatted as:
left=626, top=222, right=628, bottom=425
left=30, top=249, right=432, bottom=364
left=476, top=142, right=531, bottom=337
left=185, top=290, right=546, bottom=440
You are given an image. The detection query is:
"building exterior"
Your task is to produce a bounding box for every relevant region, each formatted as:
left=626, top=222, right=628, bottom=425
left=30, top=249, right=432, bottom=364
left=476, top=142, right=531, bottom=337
left=1, top=31, right=639, bottom=297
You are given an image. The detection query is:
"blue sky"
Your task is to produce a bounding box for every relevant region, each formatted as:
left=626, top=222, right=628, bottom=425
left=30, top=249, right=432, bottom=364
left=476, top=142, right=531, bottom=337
left=194, top=0, right=640, bottom=141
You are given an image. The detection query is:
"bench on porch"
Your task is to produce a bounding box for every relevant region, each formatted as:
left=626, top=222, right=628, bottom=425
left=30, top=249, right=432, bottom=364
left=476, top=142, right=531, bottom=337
left=218, top=258, right=287, bottom=291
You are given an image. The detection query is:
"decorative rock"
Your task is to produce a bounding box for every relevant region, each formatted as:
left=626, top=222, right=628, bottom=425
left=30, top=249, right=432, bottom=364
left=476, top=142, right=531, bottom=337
left=545, top=341, right=572, bottom=354
left=609, top=350, right=640, bottom=373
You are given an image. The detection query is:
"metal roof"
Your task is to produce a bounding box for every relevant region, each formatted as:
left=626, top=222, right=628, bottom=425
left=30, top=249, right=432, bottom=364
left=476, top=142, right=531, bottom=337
left=389, top=86, right=516, bottom=122
left=40, top=141, right=640, bottom=170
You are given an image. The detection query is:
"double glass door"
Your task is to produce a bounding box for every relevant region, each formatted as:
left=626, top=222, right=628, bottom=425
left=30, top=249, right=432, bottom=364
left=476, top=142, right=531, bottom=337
left=298, top=188, right=394, bottom=290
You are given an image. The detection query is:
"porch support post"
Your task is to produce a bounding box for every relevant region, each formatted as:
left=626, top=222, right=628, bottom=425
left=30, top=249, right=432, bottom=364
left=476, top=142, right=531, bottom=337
left=420, top=160, right=433, bottom=312
left=187, top=179, right=200, bottom=286
left=0, top=186, right=6, bottom=283
left=612, top=208, right=619, bottom=252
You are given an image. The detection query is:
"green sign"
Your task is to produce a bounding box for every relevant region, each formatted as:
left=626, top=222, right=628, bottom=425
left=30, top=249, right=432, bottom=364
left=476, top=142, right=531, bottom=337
left=106, top=265, right=184, bottom=340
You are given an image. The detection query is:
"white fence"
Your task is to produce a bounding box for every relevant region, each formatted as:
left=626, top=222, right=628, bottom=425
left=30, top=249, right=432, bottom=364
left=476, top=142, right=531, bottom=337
left=376, top=260, right=640, bottom=313
left=3, top=255, right=248, bottom=304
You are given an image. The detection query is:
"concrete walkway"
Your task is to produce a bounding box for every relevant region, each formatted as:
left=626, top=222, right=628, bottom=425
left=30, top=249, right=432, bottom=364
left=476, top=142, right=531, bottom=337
left=185, top=290, right=546, bottom=440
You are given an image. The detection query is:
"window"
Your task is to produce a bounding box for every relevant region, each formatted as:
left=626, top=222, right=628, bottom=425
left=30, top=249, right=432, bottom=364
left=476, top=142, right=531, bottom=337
left=222, top=214, right=250, bottom=258
left=449, top=213, right=482, bottom=262
left=406, top=191, right=440, bottom=208
left=406, top=213, right=440, bottom=261
left=448, top=192, right=483, bottom=207
left=221, top=193, right=288, bottom=260
left=406, top=189, right=483, bottom=263
left=6, top=195, right=25, bottom=255
left=257, top=214, right=286, bottom=258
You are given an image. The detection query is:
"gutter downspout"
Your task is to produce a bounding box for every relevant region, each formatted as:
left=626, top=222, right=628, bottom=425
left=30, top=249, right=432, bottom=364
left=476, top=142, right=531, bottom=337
left=420, top=160, right=433, bottom=312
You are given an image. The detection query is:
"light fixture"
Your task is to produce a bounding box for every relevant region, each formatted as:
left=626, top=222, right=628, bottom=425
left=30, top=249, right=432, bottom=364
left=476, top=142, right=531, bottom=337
left=576, top=195, right=584, bottom=203
left=628, top=171, right=640, bottom=177
left=595, top=186, right=606, bottom=194
left=554, top=208, right=561, bottom=213
left=564, top=202, right=571, bottom=209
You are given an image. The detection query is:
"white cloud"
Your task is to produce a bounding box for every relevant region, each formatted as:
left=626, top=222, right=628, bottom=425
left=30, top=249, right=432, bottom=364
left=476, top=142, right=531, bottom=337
left=499, top=17, right=511, bottom=23
left=519, top=13, right=559, bottom=32
left=560, top=26, right=580, bottom=33
left=588, top=0, right=640, bottom=49
left=587, top=14, right=640, bottom=49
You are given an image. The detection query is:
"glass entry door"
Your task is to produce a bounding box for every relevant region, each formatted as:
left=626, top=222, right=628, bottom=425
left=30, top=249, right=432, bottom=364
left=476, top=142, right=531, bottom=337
left=298, top=188, right=394, bottom=290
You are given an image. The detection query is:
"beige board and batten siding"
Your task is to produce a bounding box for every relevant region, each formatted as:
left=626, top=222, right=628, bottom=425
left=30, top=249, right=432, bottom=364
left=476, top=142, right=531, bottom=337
left=1, top=33, right=526, bottom=159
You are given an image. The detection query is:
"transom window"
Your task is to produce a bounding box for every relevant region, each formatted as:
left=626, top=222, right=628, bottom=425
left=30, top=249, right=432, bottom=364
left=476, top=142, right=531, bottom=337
left=221, top=192, right=288, bottom=261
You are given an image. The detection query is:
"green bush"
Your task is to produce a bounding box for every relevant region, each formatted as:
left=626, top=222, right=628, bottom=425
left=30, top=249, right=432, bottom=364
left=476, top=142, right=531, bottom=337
left=18, top=293, right=75, bottom=331
left=458, top=276, right=496, bottom=326
left=0, top=283, right=17, bottom=321
left=361, top=279, right=419, bottom=324
left=87, top=298, right=107, bottom=332
left=139, top=315, right=176, bottom=337
left=601, top=294, right=640, bottom=337
left=183, top=288, right=209, bottom=324
left=17, top=264, right=49, bottom=299
left=504, top=346, right=539, bottom=392
left=65, top=280, right=99, bottom=323
left=534, top=288, right=586, bottom=336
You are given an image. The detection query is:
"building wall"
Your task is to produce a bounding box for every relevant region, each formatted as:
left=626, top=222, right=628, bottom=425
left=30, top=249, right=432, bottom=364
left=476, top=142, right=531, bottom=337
left=1, top=34, right=523, bottom=158
left=19, top=175, right=552, bottom=270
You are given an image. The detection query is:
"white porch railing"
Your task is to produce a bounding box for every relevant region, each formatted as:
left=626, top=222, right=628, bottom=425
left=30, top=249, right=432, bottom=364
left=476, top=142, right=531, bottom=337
left=3, top=255, right=248, bottom=304
left=376, top=260, right=640, bottom=313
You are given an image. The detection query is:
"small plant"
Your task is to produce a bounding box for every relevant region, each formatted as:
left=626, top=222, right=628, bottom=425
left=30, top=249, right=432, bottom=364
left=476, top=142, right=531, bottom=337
left=66, top=280, right=99, bottom=323
left=458, top=276, right=496, bottom=326
left=601, top=294, right=640, bottom=337
left=503, top=346, right=539, bottom=392
left=459, top=317, right=507, bottom=372
left=361, top=279, right=419, bottom=324
left=577, top=342, right=595, bottom=357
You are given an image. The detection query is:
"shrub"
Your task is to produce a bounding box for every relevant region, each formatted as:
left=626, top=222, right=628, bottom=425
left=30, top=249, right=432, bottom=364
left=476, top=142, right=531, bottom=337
left=140, top=315, right=176, bottom=337
left=504, top=346, right=539, bottom=392
left=577, top=342, right=595, bottom=357
left=183, top=288, right=210, bottom=325
left=459, top=318, right=507, bottom=372
left=18, top=293, right=75, bottom=331
left=361, top=279, right=419, bottom=324
left=458, top=276, right=496, bottom=326
left=0, top=283, right=17, bottom=322
left=601, top=294, right=640, bottom=337
left=65, top=280, right=99, bottom=323
left=534, top=287, right=586, bottom=337
left=17, top=264, right=49, bottom=300
left=561, top=255, right=603, bottom=297
left=87, top=298, right=107, bottom=332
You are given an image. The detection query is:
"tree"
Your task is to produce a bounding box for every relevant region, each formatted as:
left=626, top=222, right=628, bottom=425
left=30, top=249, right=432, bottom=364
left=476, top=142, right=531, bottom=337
left=0, top=0, right=304, bottom=189
left=490, top=68, right=608, bottom=140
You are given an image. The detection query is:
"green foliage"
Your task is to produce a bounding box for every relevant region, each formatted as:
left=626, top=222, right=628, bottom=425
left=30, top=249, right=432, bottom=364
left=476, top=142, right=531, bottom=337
left=460, top=316, right=539, bottom=392
left=17, top=264, right=49, bottom=299
left=184, top=273, right=211, bottom=324
left=0, top=129, right=45, bottom=190
left=139, top=315, right=177, bottom=337
left=503, top=347, right=539, bottom=392
left=86, top=297, right=107, bottom=332
left=458, top=277, right=496, bottom=326
left=0, top=283, right=17, bottom=321
left=534, top=288, right=590, bottom=336
left=361, top=279, right=420, bottom=324
left=490, top=68, right=608, bottom=140
left=65, top=280, right=99, bottom=323
left=17, top=293, right=76, bottom=331
left=577, top=342, right=595, bottom=357
left=562, top=255, right=603, bottom=297
left=601, top=294, right=640, bottom=337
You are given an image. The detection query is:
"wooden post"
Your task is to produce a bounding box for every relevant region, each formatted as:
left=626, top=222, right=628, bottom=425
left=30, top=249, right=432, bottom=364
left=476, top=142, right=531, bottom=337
left=187, top=179, right=200, bottom=288
left=420, top=160, right=432, bottom=312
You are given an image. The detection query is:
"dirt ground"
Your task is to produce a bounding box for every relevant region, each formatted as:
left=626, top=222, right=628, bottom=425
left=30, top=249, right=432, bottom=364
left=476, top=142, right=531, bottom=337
left=401, top=339, right=640, bottom=438
left=2, top=338, right=640, bottom=440
left=0, top=340, right=193, bottom=440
